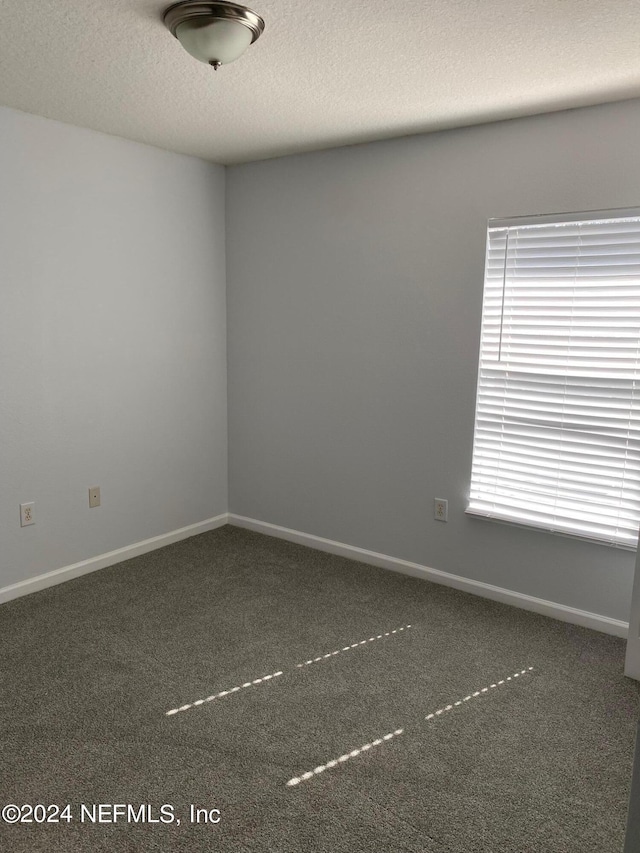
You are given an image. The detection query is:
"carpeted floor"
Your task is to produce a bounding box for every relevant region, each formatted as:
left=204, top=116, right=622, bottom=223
left=0, top=524, right=638, bottom=852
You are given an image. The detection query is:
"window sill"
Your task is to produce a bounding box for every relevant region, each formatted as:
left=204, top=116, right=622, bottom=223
left=465, top=507, right=637, bottom=552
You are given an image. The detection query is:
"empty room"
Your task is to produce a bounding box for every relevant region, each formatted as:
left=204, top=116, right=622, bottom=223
left=3, top=1, right=640, bottom=851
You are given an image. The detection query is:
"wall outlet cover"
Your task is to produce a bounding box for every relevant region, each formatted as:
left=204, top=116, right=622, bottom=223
left=434, top=498, right=448, bottom=522
left=20, top=502, right=35, bottom=527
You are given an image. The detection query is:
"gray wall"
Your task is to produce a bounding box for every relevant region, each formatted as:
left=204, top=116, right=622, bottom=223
left=1, top=106, right=228, bottom=590
left=227, top=98, right=640, bottom=624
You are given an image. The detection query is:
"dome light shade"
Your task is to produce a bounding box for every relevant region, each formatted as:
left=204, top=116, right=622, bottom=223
left=164, top=2, right=265, bottom=69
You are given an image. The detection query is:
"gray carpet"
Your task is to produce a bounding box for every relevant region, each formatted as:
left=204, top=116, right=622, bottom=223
left=0, top=524, right=638, bottom=852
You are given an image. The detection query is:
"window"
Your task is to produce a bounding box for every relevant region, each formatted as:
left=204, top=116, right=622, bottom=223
left=468, top=209, right=640, bottom=548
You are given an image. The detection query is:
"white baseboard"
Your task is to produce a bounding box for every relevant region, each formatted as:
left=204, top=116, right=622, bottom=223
left=229, top=514, right=628, bottom=639
left=0, top=513, right=229, bottom=606
left=4, top=511, right=628, bottom=640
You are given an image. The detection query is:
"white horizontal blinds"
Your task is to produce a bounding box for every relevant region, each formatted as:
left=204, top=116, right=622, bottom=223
left=468, top=212, right=640, bottom=547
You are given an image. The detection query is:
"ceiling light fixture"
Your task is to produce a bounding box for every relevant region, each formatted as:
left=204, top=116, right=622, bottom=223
left=164, top=1, right=265, bottom=70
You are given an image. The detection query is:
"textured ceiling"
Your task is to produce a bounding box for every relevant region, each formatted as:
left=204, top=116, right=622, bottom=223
left=1, top=0, right=640, bottom=164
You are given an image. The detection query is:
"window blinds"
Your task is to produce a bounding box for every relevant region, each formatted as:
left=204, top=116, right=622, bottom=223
left=467, top=210, right=640, bottom=548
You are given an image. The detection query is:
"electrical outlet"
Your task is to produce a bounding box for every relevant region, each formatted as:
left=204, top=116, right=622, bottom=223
left=434, top=498, right=448, bottom=522
left=20, top=502, right=35, bottom=527
left=89, top=486, right=101, bottom=508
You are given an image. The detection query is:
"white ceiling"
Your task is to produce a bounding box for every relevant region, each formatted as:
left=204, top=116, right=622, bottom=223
left=1, top=0, right=640, bottom=165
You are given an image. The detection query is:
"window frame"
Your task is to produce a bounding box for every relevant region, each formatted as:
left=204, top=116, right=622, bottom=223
left=466, top=207, right=640, bottom=550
